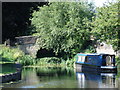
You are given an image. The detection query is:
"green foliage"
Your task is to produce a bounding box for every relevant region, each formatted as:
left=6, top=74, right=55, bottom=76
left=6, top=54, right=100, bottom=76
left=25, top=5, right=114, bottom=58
left=31, top=2, right=95, bottom=58
left=0, top=45, right=68, bottom=66
left=116, top=56, right=120, bottom=65
left=116, top=71, right=120, bottom=78
left=36, top=57, right=63, bottom=66
left=66, top=60, right=75, bottom=67
left=0, top=45, right=24, bottom=62
left=0, top=44, right=37, bottom=66
left=17, top=55, right=36, bottom=66
left=91, top=2, right=119, bottom=50
left=65, top=55, right=78, bottom=67
left=84, top=45, right=96, bottom=53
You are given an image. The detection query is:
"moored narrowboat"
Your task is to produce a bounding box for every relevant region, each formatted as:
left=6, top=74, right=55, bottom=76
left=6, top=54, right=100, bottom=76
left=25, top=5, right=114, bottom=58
left=75, top=53, right=117, bottom=72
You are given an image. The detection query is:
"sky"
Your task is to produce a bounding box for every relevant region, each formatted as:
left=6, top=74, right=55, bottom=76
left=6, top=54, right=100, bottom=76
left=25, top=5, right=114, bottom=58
left=88, top=0, right=117, bottom=7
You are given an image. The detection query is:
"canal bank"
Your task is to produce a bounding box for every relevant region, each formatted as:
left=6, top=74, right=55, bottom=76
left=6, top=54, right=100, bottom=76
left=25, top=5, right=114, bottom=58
left=0, top=63, right=22, bottom=83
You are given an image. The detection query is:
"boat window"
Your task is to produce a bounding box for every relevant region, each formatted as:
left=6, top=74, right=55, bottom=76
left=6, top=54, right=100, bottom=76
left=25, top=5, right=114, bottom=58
left=78, top=56, right=85, bottom=62
left=85, top=56, right=98, bottom=63
left=88, top=57, right=92, bottom=61
left=102, top=55, right=115, bottom=66
left=85, top=56, right=92, bottom=62
left=106, top=56, right=112, bottom=66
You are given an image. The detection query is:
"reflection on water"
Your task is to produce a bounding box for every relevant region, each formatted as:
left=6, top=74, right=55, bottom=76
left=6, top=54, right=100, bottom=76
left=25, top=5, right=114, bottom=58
left=76, top=72, right=117, bottom=88
left=2, top=67, right=119, bottom=88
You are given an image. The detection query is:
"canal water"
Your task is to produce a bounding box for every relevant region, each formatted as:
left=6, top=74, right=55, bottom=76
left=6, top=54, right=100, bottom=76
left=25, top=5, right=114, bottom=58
left=2, top=67, right=120, bottom=88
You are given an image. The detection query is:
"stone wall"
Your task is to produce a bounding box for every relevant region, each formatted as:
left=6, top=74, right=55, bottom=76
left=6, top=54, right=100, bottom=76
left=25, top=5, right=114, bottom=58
left=18, top=44, right=39, bottom=58
left=96, top=42, right=120, bottom=58
left=116, top=50, right=120, bottom=58
left=15, top=36, right=40, bottom=58
left=0, top=64, right=22, bottom=83
left=1, top=71, right=22, bottom=83
left=96, top=42, right=115, bottom=54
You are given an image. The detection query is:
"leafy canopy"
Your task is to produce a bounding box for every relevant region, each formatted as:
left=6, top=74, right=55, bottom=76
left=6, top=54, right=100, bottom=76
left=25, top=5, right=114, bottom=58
left=91, top=2, right=119, bottom=50
left=31, top=2, right=95, bottom=56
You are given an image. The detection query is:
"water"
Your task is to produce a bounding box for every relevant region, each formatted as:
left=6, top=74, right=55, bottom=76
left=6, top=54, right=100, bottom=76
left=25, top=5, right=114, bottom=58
left=2, top=66, right=120, bottom=88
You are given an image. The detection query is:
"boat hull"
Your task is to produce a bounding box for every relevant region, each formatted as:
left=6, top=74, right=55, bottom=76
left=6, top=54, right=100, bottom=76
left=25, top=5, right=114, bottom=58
left=75, top=63, right=117, bottom=73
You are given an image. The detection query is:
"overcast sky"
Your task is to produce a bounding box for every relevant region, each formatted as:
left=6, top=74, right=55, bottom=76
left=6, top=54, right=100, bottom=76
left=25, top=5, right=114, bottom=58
left=88, top=0, right=117, bottom=7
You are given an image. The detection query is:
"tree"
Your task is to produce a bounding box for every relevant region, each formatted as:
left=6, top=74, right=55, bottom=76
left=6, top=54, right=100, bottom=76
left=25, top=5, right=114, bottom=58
left=91, top=1, right=119, bottom=51
left=31, top=2, right=95, bottom=59
left=2, top=2, right=48, bottom=42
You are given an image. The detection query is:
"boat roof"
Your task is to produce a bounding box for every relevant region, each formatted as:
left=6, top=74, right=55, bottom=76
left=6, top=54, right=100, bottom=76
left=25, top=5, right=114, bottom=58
left=77, top=53, right=99, bottom=56
left=77, top=53, right=115, bottom=56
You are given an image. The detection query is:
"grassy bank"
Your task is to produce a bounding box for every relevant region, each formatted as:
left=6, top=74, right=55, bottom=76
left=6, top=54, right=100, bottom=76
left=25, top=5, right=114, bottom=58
left=0, top=45, right=24, bottom=63
left=0, top=45, right=23, bottom=75
left=18, top=56, right=75, bottom=67
left=1, top=44, right=120, bottom=68
left=0, top=45, right=75, bottom=67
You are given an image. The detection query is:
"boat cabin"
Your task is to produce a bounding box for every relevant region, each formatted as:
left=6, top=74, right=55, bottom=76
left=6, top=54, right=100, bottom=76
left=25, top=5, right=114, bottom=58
left=75, top=53, right=115, bottom=67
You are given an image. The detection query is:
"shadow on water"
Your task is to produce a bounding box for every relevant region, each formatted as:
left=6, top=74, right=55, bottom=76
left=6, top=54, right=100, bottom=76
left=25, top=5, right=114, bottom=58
left=2, top=66, right=120, bottom=88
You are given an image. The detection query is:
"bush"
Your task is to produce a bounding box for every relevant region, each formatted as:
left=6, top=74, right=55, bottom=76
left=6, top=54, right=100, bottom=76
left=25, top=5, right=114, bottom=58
left=36, top=57, right=62, bottom=66
left=65, top=56, right=77, bottom=67
left=66, top=60, right=75, bottom=67
left=116, top=56, right=120, bottom=66
left=0, top=45, right=24, bottom=62
left=83, top=45, right=96, bottom=53
left=17, top=55, right=36, bottom=66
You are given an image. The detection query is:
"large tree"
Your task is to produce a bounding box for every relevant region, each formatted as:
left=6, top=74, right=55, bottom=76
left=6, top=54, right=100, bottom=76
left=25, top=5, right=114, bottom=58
left=31, top=2, right=95, bottom=58
left=91, top=1, right=119, bottom=51
left=2, top=2, right=48, bottom=42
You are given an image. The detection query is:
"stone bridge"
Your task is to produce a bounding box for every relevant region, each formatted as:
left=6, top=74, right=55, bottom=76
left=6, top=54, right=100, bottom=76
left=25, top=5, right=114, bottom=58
left=14, top=36, right=119, bottom=58
left=96, top=42, right=120, bottom=57
left=15, top=36, right=40, bottom=58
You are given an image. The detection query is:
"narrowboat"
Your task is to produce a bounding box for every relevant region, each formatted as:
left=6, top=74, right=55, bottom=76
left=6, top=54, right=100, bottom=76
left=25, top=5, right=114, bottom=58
left=75, top=53, right=117, bottom=72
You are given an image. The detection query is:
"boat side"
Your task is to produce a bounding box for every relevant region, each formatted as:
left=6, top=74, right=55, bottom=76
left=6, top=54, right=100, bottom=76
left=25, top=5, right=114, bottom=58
left=75, top=53, right=117, bottom=73
left=75, top=63, right=117, bottom=73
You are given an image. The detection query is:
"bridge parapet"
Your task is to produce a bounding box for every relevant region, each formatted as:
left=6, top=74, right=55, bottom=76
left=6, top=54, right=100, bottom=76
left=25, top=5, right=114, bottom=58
left=15, top=36, right=38, bottom=45
left=15, top=36, right=39, bottom=58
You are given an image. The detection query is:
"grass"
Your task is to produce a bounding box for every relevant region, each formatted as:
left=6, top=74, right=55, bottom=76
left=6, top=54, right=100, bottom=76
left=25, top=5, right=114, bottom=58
left=0, top=44, right=24, bottom=62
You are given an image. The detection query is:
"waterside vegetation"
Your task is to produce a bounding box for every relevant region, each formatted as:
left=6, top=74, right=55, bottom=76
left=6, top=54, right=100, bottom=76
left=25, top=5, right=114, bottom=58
left=1, top=1, right=120, bottom=68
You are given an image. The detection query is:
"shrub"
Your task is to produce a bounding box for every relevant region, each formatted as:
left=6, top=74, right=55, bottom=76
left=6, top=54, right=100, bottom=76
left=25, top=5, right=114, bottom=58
left=36, top=57, right=62, bottom=66
left=116, top=56, right=120, bottom=66
left=84, top=45, right=96, bottom=53
left=66, top=60, right=74, bottom=67
left=66, top=56, right=76, bottom=67
left=0, top=45, right=24, bottom=62
left=17, top=55, right=36, bottom=66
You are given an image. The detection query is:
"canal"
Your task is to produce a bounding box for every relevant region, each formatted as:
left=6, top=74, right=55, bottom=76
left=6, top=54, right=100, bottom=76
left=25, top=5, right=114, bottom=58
left=2, top=66, right=120, bottom=88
